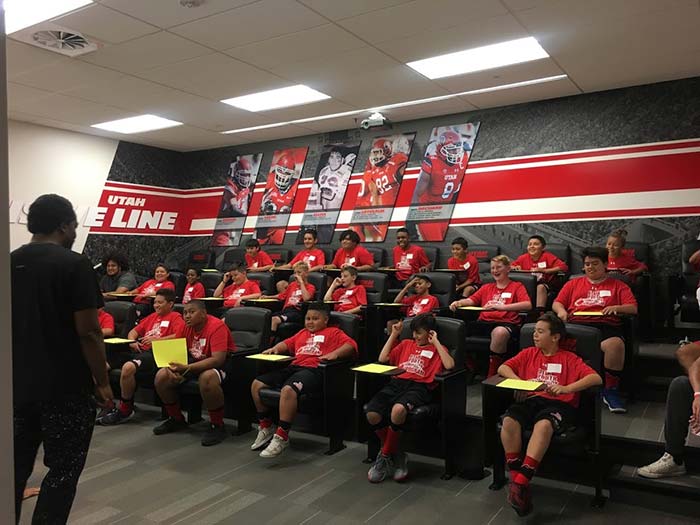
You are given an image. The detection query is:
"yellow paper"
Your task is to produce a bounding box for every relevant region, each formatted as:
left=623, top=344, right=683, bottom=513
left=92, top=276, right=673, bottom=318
left=249, top=298, right=280, bottom=302
left=201, top=268, right=219, bottom=272
left=373, top=303, right=403, bottom=306
left=573, top=311, right=605, bottom=316
left=497, top=379, right=543, bottom=391
left=246, top=353, right=294, bottom=362
left=104, top=337, right=135, bottom=344
left=152, top=338, right=188, bottom=368
left=106, top=293, right=135, bottom=297
left=458, top=306, right=484, bottom=311
left=200, top=297, right=224, bottom=301
left=352, top=363, right=399, bottom=374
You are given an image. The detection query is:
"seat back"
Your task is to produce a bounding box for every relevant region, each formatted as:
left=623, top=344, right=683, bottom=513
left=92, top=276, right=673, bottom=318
left=546, top=244, right=571, bottom=272
left=322, top=248, right=335, bottom=266
left=519, top=323, right=602, bottom=373
left=307, top=272, right=327, bottom=300
left=103, top=301, right=137, bottom=338
left=623, top=242, right=649, bottom=265
left=247, top=273, right=275, bottom=295
left=400, top=316, right=466, bottom=369
left=266, top=249, right=291, bottom=264
left=422, top=272, right=456, bottom=307
left=188, top=249, right=213, bottom=270
left=365, top=246, right=386, bottom=267
left=200, top=271, right=223, bottom=296
left=682, top=240, right=700, bottom=274
left=222, top=248, right=246, bottom=269
left=224, top=307, right=271, bottom=353
left=357, top=272, right=388, bottom=303
left=329, top=311, right=360, bottom=343
left=168, top=271, right=187, bottom=301
left=507, top=273, right=537, bottom=309
left=468, top=244, right=500, bottom=273
left=421, top=246, right=439, bottom=269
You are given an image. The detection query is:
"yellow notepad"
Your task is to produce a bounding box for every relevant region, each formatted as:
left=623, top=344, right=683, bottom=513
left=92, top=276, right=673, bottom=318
left=250, top=298, right=280, bottom=302
left=201, top=268, right=219, bottom=272
left=104, top=337, right=135, bottom=344
left=107, top=293, right=135, bottom=297
left=373, top=303, right=403, bottom=307
left=245, top=353, right=294, bottom=362
left=152, top=338, right=188, bottom=368
left=497, top=379, right=543, bottom=391
left=458, top=306, right=484, bottom=311
left=200, top=297, right=224, bottom=301
left=573, top=311, right=605, bottom=316
left=352, top=363, right=400, bottom=374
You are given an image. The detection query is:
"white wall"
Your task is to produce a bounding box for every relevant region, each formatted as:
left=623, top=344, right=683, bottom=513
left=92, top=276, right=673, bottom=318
left=8, top=120, right=118, bottom=252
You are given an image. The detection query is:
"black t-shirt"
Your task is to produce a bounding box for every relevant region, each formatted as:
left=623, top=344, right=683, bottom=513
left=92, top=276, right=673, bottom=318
left=100, top=270, right=137, bottom=293
left=12, top=243, right=103, bottom=403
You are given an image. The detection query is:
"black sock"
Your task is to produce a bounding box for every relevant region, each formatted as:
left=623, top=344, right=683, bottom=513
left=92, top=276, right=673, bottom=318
left=520, top=464, right=536, bottom=481
left=279, top=420, right=292, bottom=432
left=256, top=411, right=270, bottom=422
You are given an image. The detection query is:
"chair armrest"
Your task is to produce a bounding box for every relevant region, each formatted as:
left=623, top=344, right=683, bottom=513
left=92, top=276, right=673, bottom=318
left=230, top=348, right=266, bottom=358
left=317, top=358, right=355, bottom=369
left=434, top=368, right=467, bottom=382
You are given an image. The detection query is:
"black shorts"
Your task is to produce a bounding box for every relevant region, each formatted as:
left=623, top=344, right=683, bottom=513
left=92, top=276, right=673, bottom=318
left=364, top=378, right=432, bottom=415
left=256, top=365, right=323, bottom=395
left=108, top=350, right=157, bottom=379
left=187, top=353, right=234, bottom=384
left=464, top=282, right=481, bottom=292
left=503, top=397, right=577, bottom=434
left=275, top=308, right=304, bottom=325
left=472, top=321, right=521, bottom=341
left=571, top=322, right=625, bottom=342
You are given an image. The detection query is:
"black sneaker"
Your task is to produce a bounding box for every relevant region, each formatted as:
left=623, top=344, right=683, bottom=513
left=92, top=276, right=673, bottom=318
left=201, top=424, right=227, bottom=447
left=153, top=417, right=188, bottom=436
left=99, top=408, right=133, bottom=426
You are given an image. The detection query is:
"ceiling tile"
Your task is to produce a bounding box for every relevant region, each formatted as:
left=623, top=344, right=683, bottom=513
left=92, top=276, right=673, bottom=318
left=296, top=0, right=414, bottom=20
left=79, top=31, right=211, bottom=73
left=98, top=0, right=251, bottom=29
left=227, top=123, right=318, bottom=144
left=380, top=97, right=477, bottom=122
left=7, top=82, right=54, bottom=107
left=6, top=39, right=67, bottom=78
left=9, top=92, right=131, bottom=126
left=224, top=24, right=368, bottom=70
left=51, top=3, right=159, bottom=44
left=337, top=0, right=507, bottom=44
left=256, top=99, right=358, bottom=122
left=170, top=0, right=327, bottom=50
left=11, top=59, right=123, bottom=93
left=462, top=76, right=579, bottom=108
left=136, top=52, right=283, bottom=100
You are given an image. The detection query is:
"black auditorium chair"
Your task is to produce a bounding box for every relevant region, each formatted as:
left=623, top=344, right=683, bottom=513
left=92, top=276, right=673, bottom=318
left=421, top=246, right=440, bottom=269
left=484, top=323, right=604, bottom=505
left=247, top=272, right=276, bottom=296
left=188, top=249, right=214, bottom=270
left=322, top=247, right=336, bottom=267
left=103, top=301, right=137, bottom=339
left=220, top=247, right=246, bottom=270
left=257, top=312, right=359, bottom=454
left=168, top=271, right=187, bottom=302
left=266, top=249, right=291, bottom=265
left=357, top=272, right=388, bottom=304
left=469, top=244, right=500, bottom=274
left=200, top=270, right=223, bottom=296
left=674, top=240, right=700, bottom=323
left=307, top=271, right=328, bottom=301
left=360, top=317, right=477, bottom=479
left=273, top=274, right=326, bottom=341
left=506, top=273, right=538, bottom=320
left=365, top=246, right=386, bottom=268
left=423, top=271, right=456, bottom=310
left=622, top=242, right=653, bottom=339
left=545, top=243, right=571, bottom=298
left=179, top=307, right=272, bottom=429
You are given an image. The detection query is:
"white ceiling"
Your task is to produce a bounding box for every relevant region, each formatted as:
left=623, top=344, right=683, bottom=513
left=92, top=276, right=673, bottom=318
left=6, top=0, right=700, bottom=151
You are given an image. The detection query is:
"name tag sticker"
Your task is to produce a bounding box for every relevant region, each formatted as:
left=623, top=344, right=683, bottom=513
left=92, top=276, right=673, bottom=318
left=313, top=335, right=325, bottom=342
left=252, top=262, right=258, bottom=267
left=238, top=288, right=246, bottom=293
left=464, top=262, right=471, bottom=270
left=420, top=350, right=434, bottom=358
left=599, top=290, right=612, bottom=297
left=308, top=255, right=315, bottom=261
left=346, top=290, right=353, bottom=296
left=160, top=321, right=170, bottom=327
left=200, top=338, right=206, bottom=346
left=420, top=298, right=430, bottom=304
left=501, top=292, right=512, bottom=299
left=538, top=261, right=547, bottom=268
left=547, top=363, right=562, bottom=373
left=407, top=253, right=414, bottom=259
left=348, top=257, right=356, bottom=264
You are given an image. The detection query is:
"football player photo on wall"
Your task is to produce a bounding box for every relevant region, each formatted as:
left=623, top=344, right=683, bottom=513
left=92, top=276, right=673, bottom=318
left=254, top=147, right=309, bottom=245
left=348, top=132, right=416, bottom=242
left=211, top=153, right=263, bottom=247
left=406, top=123, right=480, bottom=242
left=300, top=142, right=361, bottom=244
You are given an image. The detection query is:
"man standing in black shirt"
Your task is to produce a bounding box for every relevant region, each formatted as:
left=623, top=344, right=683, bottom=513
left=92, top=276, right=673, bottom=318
left=12, top=194, right=112, bottom=524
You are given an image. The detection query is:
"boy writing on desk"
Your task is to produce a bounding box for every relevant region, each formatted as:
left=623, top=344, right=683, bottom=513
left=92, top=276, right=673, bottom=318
left=366, top=314, right=454, bottom=483
left=498, top=312, right=601, bottom=517
left=250, top=304, right=357, bottom=458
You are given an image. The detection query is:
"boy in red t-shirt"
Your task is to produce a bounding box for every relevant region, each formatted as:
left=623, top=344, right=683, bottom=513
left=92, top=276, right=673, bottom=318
left=394, top=275, right=440, bottom=320
left=182, top=267, right=206, bottom=304
left=553, top=247, right=637, bottom=413
left=324, top=266, right=367, bottom=315
left=276, top=228, right=326, bottom=293
left=245, top=238, right=275, bottom=272
left=392, top=227, right=431, bottom=283
left=265, top=261, right=316, bottom=334
left=447, top=237, right=481, bottom=298
left=328, top=229, right=375, bottom=271
left=366, top=314, right=454, bottom=483
left=250, top=305, right=358, bottom=458
left=606, top=230, right=647, bottom=283
left=153, top=300, right=236, bottom=446
left=128, top=264, right=176, bottom=317
left=512, top=235, right=568, bottom=310
left=498, top=313, right=601, bottom=517
left=99, top=288, right=185, bottom=426
left=214, top=262, right=262, bottom=308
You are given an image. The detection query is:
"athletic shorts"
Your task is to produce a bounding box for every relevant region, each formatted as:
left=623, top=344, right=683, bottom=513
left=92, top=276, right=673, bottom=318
left=187, top=354, right=234, bottom=384
left=256, top=365, right=323, bottom=395
left=109, top=350, right=157, bottom=379
left=503, top=396, right=577, bottom=434
left=275, top=308, right=304, bottom=325
left=571, top=322, right=625, bottom=343
left=471, top=321, right=521, bottom=341
left=364, top=378, right=432, bottom=416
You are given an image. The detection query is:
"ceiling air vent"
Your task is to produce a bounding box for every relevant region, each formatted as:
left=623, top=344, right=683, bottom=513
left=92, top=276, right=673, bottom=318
left=9, top=22, right=100, bottom=57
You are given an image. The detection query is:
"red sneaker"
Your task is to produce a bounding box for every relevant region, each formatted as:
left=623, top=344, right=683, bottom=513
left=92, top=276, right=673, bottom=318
left=507, top=481, right=532, bottom=517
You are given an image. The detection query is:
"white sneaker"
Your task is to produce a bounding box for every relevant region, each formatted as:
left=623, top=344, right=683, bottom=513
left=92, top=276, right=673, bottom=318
left=259, top=434, right=289, bottom=458
left=250, top=425, right=275, bottom=451
left=637, top=452, right=686, bottom=479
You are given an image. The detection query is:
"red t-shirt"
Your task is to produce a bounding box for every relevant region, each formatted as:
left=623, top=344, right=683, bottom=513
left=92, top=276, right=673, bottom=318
left=283, top=326, right=358, bottom=368
left=607, top=253, right=647, bottom=283
left=393, top=245, right=430, bottom=281
left=290, top=248, right=325, bottom=267
left=133, top=311, right=185, bottom=350
left=468, top=280, right=530, bottom=325
left=222, top=279, right=261, bottom=307
left=332, top=285, right=367, bottom=312
left=447, top=255, right=481, bottom=285
left=182, top=282, right=205, bottom=304
left=389, top=339, right=443, bottom=385
left=245, top=251, right=274, bottom=269
left=554, top=276, right=637, bottom=326
left=183, top=315, right=235, bottom=362
left=513, top=251, right=568, bottom=284
left=332, top=246, right=374, bottom=268
left=401, top=293, right=440, bottom=317
left=134, top=279, right=175, bottom=304
left=98, top=309, right=114, bottom=332
left=503, top=346, right=598, bottom=407
left=278, top=281, right=316, bottom=310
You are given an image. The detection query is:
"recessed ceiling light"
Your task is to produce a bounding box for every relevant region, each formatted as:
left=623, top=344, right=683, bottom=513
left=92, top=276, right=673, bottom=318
left=220, top=85, right=331, bottom=112
left=4, top=0, right=93, bottom=34
left=91, top=115, right=183, bottom=134
left=219, top=74, right=567, bottom=135
left=406, top=37, right=549, bottom=79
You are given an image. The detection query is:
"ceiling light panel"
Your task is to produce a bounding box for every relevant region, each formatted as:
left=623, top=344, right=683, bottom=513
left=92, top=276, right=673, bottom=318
left=220, top=85, right=331, bottom=112
left=91, top=114, right=183, bottom=134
